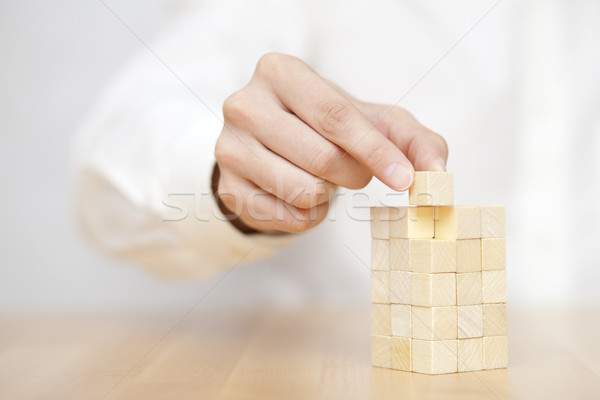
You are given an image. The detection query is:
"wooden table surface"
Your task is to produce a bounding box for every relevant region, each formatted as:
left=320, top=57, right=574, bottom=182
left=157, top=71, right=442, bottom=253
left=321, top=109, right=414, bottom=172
left=1, top=307, right=599, bottom=399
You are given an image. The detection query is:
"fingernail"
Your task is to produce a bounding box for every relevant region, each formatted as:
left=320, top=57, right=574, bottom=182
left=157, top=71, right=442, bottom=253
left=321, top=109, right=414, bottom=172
left=431, top=157, right=447, bottom=172
left=384, top=162, right=414, bottom=191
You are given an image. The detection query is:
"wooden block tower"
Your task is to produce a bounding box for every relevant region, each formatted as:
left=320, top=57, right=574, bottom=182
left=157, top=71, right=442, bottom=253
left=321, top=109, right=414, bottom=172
left=370, top=172, right=507, bottom=374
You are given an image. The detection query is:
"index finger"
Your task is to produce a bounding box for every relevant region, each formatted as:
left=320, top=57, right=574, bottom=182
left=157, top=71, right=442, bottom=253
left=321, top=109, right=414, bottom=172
left=258, top=54, right=414, bottom=191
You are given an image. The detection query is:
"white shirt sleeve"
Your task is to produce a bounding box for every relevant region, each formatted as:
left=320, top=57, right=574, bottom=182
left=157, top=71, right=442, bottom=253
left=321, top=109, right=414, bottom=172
left=72, top=0, right=311, bottom=279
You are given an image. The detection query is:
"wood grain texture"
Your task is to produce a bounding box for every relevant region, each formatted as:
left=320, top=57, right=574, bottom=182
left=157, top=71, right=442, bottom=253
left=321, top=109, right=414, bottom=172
left=371, top=271, right=389, bottom=304
left=481, top=238, right=506, bottom=270
left=372, top=303, right=391, bottom=336
left=1, top=309, right=600, bottom=399
left=411, top=306, right=457, bottom=340
left=408, top=172, right=454, bottom=206
left=371, top=207, right=391, bottom=239
left=458, top=305, right=484, bottom=339
left=456, top=239, right=482, bottom=273
left=410, top=239, right=457, bottom=273
left=371, top=239, right=390, bottom=271
left=412, top=339, right=458, bottom=374
left=372, top=335, right=392, bottom=369
left=456, top=272, right=483, bottom=305
left=389, top=239, right=409, bottom=271
left=482, top=270, right=507, bottom=304
left=483, top=336, right=508, bottom=370
left=458, top=338, right=483, bottom=372
left=389, top=271, right=410, bottom=304
left=389, top=207, right=434, bottom=239
left=410, top=273, right=456, bottom=307
left=483, top=304, right=507, bottom=336
left=434, top=206, right=482, bottom=239
left=481, top=206, right=505, bottom=238
left=391, top=337, right=412, bottom=371
left=391, top=304, right=411, bottom=337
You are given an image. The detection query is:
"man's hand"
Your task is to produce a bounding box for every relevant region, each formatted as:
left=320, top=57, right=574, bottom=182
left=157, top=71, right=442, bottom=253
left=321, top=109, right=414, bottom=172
left=214, top=53, right=448, bottom=233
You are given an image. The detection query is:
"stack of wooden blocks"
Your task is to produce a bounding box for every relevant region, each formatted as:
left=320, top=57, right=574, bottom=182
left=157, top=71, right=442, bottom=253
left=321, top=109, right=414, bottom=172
left=370, top=172, right=507, bottom=374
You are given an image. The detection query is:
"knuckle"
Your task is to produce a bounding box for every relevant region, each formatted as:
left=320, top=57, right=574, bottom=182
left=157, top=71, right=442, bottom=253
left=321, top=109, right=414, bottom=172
left=317, top=101, right=352, bottom=137
left=217, top=177, right=243, bottom=213
left=292, top=180, right=331, bottom=209
left=222, top=90, right=252, bottom=125
left=365, top=142, right=389, bottom=171
left=308, top=145, right=340, bottom=177
left=255, top=52, right=290, bottom=79
left=432, top=132, right=449, bottom=155
left=214, top=135, right=235, bottom=166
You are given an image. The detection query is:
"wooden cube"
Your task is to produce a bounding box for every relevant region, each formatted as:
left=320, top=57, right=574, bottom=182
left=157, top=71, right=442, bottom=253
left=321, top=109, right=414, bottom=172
left=412, top=339, right=458, bottom=374
left=391, top=304, right=411, bottom=337
left=389, top=207, right=434, bottom=239
left=434, top=206, right=482, bottom=239
left=481, top=206, right=505, bottom=238
left=391, top=337, right=412, bottom=371
left=483, top=336, right=508, bottom=369
left=409, top=239, right=456, bottom=273
left=410, top=273, right=456, bottom=307
left=389, top=239, right=409, bottom=271
left=458, top=305, right=483, bottom=339
left=372, top=335, right=391, bottom=368
left=456, top=272, right=482, bottom=305
left=458, top=338, right=483, bottom=372
left=456, top=239, right=482, bottom=272
left=483, top=304, right=507, bottom=336
left=481, top=238, right=506, bottom=270
left=372, top=303, right=391, bottom=336
left=482, top=270, right=507, bottom=303
left=371, top=207, right=390, bottom=239
left=389, top=271, right=410, bottom=304
left=411, top=306, right=457, bottom=340
left=409, top=171, right=454, bottom=206
left=371, top=239, right=390, bottom=271
left=371, top=271, right=389, bottom=304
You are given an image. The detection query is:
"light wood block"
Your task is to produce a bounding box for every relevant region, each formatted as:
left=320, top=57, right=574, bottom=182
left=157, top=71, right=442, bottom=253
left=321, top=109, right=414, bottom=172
left=372, top=335, right=391, bottom=368
left=391, top=337, right=412, bottom=371
left=483, top=304, right=507, bottom=336
left=409, top=239, right=456, bottom=273
left=412, top=339, right=458, bottom=374
left=458, top=338, right=483, bottom=372
left=482, top=270, right=507, bottom=303
left=481, top=238, right=506, bottom=270
left=391, top=304, right=411, bottom=337
left=370, top=271, right=389, bottom=304
left=458, top=305, right=483, bottom=339
left=372, top=303, right=391, bottom=336
left=389, top=239, right=409, bottom=271
left=456, top=272, right=482, bottom=305
left=389, top=271, right=410, bottom=304
left=409, top=171, right=454, bottom=206
left=389, top=207, right=434, bottom=239
left=411, top=306, right=457, bottom=340
left=370, top=207, right=390, bottom=239
left=410, top=273, right=456, bottom=307
left=481, top=206, right=505, bottom=238
left=370, top=239, right=390, bottom=271
left=483, top=336, right=508, bottom=369
left=456, top=239, right=481, bottom=272
left=434, top=206, right=482, bottom=239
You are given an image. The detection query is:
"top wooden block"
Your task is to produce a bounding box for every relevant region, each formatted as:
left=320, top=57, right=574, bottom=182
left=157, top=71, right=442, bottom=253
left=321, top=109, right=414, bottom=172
left=371, top=207, right=390, bottom=239
left=481, top=206, right=505, bottom=238
left=409, top=172, right=454, bottom=206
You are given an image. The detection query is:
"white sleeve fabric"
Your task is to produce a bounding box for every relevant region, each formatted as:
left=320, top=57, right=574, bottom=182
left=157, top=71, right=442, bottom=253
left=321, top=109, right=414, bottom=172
left=72, top=0, right=311, bottom=279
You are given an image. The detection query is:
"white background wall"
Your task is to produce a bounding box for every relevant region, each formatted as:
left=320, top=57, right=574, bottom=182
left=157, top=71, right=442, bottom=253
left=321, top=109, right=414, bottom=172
left=1, top=0, right=599, bottom=311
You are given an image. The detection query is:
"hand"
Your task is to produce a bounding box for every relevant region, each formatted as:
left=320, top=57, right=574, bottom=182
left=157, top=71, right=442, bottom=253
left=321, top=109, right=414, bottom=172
left=214, top=53, right=448, bottom=234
